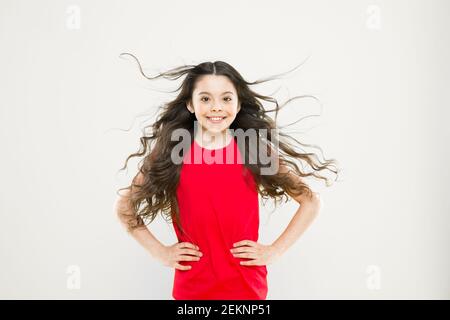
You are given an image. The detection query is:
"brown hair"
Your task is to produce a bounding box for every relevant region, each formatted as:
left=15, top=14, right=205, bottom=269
left=116, top=53, right=339, bottom=234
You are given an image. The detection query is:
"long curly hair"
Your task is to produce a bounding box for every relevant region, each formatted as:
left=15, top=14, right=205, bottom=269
left=116, top=53, right=339, bottom=234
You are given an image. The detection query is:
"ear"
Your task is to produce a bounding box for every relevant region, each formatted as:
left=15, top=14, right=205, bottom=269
left=186, top=101, right=194, bottom=113
left=237, top=102, right=241, bottom=113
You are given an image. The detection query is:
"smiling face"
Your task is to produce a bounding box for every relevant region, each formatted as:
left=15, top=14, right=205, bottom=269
left=187, top=75, right=241, bottom=141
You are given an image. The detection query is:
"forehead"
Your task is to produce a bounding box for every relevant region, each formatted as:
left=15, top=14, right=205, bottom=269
left=193, top=75, right=236, bottom=95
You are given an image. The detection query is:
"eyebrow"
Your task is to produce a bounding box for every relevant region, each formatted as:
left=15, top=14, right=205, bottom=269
left=197, top=91, right=234, bottom=95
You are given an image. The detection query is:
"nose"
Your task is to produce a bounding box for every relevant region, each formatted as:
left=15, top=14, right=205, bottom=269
left=211, top=103, right=223, bottom=112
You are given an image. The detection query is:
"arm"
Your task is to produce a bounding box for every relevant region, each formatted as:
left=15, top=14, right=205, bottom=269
left=231, top=165, right=321, bottom=265
left=115, top=171, right=203, bottom=271
left=114, top=172, right=165, bottom=260
left=270, top=165, right=322, bottom=257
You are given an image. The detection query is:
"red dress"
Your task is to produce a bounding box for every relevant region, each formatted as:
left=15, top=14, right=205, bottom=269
left=171, top=136, right=268, bottom=300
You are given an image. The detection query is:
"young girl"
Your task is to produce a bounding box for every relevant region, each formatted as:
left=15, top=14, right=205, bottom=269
left=115, top=53, right=339, bottom=300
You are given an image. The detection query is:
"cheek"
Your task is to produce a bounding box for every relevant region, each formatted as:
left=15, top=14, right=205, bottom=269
left=198, top=105, right=210, bottom=116
left=227, top=103, right=239, bottom=115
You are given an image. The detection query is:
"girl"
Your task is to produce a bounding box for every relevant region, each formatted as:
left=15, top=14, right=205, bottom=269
left=115, top=53, right=339, bottom=300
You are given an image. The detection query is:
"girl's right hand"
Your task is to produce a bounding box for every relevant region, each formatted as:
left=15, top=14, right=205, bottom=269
left=156, top=242, right=203, bottom=271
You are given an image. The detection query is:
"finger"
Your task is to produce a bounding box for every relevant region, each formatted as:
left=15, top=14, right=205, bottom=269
left=240, top=259, right=258, bottom=266
left=178, top=255, right=201, bottom=261
left=181, top=248, right=203, bottom=257
left=178, top=242, right=199, bottom=250
left=174, top=263, right=192, bottom=271
left=231, top=247, right=257, bottom=254
left=233, top=252, right=258, bottom=259
left=233, top=240, right=255, bottom=248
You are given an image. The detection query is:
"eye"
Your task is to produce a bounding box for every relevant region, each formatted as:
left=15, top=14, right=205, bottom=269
left=201, top=97, right=209, bottom=102
left=224, top=97, right=232, bottom=102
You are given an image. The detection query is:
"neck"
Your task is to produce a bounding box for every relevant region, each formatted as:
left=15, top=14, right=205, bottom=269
left=194, top=128, right=232, bottom=148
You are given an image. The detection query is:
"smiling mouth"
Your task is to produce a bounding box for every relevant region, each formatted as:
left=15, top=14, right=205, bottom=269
left=206, top=116, right=226, bottom=123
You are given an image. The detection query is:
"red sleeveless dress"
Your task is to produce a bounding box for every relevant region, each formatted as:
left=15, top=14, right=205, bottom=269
left=171, top=136, right=268, bottom=300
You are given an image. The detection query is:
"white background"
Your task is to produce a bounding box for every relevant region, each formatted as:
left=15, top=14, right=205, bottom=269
left=0, top=0, right=449, bottom=299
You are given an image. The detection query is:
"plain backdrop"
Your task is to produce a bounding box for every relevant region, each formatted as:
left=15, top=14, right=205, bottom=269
left=0, top=0, right=449, bottom=299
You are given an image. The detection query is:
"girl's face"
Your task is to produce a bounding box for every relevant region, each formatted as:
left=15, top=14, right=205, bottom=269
left=187, top=75, right=241, bottom=137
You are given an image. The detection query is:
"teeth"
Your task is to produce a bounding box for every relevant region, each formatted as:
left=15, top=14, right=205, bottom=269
left=208, top=117, right=224, bottom=121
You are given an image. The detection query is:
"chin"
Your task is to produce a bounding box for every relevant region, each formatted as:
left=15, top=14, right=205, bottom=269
left=206, top=127, right=226, bottom=133
left=202, top=121, right=227, bottom=130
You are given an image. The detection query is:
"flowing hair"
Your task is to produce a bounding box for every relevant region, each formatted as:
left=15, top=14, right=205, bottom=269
left=115, top=53, right=340, bottom=234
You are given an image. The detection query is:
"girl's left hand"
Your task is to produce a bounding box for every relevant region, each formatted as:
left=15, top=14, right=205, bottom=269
left=230, top=240, right=281, bottom=266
